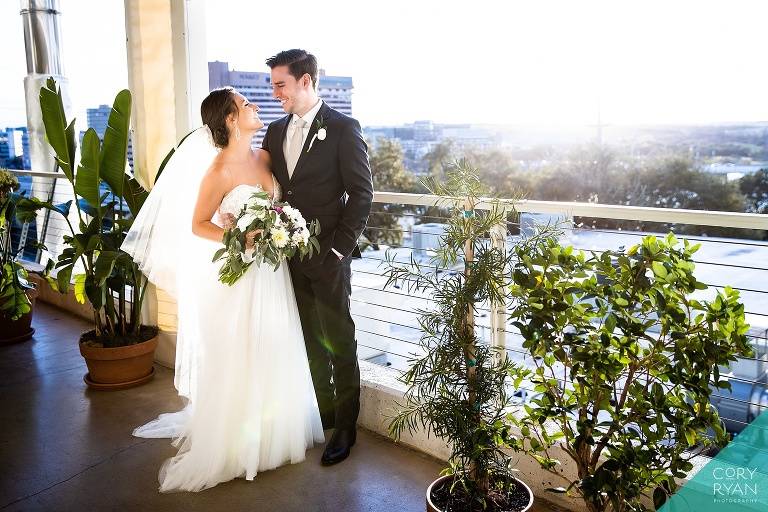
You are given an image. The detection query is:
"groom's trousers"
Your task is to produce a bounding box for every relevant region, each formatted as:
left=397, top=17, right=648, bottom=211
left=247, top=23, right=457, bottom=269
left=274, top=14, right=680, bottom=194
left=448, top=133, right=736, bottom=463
left=290, top=255, right=360, bottom=430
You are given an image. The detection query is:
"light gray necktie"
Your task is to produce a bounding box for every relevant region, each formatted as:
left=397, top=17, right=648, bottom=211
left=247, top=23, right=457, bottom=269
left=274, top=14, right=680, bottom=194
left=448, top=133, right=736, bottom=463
left=286, top=118, right=307, bottom=178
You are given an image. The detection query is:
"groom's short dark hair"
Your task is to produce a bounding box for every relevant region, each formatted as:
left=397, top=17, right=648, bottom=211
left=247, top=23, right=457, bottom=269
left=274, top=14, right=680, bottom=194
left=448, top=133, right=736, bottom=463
left=266, top=49, right=318, bottom=89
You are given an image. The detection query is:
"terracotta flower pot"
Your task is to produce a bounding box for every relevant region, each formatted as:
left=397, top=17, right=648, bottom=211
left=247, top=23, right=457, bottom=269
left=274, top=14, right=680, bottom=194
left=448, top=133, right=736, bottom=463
left=426, top=474, right=534, bottom=512
left=79, top=333, right=158, bottom=390
left=0, top=288, right=37, bottom=345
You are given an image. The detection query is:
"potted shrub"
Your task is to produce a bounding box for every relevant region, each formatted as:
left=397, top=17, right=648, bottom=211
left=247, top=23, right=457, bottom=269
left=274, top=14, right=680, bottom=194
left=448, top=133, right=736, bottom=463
left=0, top=169, right=37, bottom=343
left=16, top=78, right=157, bottom=390
left=385, top=161, right=538, bottom=512
left=506, top=233, right=752, bottom=511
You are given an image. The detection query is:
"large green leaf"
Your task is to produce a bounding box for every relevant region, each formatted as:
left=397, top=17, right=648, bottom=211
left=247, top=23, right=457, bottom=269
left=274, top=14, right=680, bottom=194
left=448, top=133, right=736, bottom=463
left=0, top=262, right=32, bottom=321
left=65, top=118, right=77, bottom=176
left=100, top=90, right=131, bottom=200
left=74, top=128, right=102, bottom=212
left=39, top=78, right=74, bottom=182
left=0, top=200, right=9, bottom=230
left=56, top=264, right=74, bottom=294
left=122, top=176, right=148, bottom=217
left=94, top=251, right=119, bottom=285
left=73, top=274, right=88, bottom=305
left=84, top=275, right=104, bottom=310
left=14, top=197, right=68, bottom=223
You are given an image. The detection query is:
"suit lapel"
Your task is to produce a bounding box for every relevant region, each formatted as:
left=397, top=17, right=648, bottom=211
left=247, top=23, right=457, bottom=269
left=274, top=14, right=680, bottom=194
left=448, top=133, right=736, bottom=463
left=290, top=102, right=332, bottom=183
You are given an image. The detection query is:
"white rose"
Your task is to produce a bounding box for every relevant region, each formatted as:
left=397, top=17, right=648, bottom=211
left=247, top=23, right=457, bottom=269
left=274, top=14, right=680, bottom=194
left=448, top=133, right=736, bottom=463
left=291, top=230, right=306, bottom=246
left=236, top=213, right=257, bottom=231
left=317, top=127, right=327, bottom=141
left=270, top=227, right=289, bottom=248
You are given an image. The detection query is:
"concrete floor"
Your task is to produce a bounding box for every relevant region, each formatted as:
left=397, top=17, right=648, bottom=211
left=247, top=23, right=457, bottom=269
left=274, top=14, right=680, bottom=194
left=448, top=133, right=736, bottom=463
left=0, top=303, right=561, bottom=512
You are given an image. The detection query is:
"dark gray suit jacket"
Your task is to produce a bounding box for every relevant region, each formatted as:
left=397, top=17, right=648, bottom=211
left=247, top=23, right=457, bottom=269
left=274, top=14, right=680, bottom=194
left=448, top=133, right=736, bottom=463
left=262, top=102, right=373, bottom=267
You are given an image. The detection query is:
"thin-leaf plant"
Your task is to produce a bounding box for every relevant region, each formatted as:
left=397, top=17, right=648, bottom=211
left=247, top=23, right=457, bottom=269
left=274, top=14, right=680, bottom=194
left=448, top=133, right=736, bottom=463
left=384, top=160, right=549, bottom=509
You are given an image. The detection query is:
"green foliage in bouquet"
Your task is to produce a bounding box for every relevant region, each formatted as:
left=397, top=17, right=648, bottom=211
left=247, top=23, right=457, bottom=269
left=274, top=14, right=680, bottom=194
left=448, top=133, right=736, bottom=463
left=506, top=233, right=752, bottom=512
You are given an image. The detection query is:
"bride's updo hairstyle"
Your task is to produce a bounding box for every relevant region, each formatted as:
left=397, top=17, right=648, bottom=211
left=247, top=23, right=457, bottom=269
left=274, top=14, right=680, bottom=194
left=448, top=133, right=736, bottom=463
left=201, top=86, right=238, bottom=148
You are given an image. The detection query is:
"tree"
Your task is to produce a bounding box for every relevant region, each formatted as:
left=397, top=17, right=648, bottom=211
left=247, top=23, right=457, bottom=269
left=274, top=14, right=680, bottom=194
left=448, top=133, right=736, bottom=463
left=617, top=158, right=747, bottom=237
left=424, top=140, right=456, bottom=182
left=627, top=158, right=744, bottom=212
left=364, top=138, right=419, bottom=249
left=740, top=168, right=768, bottom=214
left=533, top=144, right=622, bottom=203
left=423, top=141, right=760, bottom=238
left=462, top=146, right=531, bottom=199
left=508, top=234, right=751, bottom=512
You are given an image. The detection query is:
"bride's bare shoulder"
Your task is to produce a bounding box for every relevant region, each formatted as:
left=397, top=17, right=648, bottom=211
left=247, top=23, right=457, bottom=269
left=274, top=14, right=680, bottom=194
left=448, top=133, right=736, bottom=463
left=253, top=148, right=272, bottom=167
left=206, top=153, right=229, bottom=176
left=201, top=158, right=231, bottom=190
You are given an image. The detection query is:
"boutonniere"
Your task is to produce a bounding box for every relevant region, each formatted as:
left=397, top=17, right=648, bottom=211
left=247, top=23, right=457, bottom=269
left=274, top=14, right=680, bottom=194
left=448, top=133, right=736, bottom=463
left=306, top=116, right=327, bottom=153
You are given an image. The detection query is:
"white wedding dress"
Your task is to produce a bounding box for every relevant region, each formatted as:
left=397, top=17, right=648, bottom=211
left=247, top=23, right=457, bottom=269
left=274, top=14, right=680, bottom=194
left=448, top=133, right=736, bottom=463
left=132, top=179, right=325, bottom=493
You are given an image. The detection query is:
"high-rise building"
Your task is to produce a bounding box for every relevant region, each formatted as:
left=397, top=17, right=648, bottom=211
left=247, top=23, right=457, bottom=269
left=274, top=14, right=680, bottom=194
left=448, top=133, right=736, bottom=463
left=20, top=128, right=30, bottom=169
left=87, top=105, right=111, bottom=138
left=208, top=61, right=353, bottom=145
left=0, top=131, right=11, bottom=167
left=0, top=127, right=30, bottom=169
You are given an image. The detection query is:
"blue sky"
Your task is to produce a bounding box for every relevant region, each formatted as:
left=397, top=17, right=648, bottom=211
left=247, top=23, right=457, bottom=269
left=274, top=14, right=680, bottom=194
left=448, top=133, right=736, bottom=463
left=1, top=0, right=767, bottom=130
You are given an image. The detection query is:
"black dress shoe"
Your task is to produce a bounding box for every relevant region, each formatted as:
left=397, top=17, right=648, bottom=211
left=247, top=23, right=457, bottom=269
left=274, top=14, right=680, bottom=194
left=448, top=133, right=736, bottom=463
left=321, top=428, right=356, bottom=465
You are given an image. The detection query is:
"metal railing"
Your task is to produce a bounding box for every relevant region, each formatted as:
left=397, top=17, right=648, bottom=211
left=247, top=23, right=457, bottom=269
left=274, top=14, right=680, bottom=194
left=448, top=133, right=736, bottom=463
left=355, top=191, right=768, bottom=438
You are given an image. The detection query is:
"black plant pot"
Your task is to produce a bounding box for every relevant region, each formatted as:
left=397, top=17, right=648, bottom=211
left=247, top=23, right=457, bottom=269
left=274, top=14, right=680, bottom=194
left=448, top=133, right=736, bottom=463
left=0, top=289, right=36, bottom=344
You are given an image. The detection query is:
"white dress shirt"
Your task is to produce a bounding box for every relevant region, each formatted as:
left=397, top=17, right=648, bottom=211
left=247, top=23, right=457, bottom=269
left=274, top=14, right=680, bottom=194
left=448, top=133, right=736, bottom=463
left=283, top=99, right=323, bottom=162
left=283, top=100, right=344, bottom=261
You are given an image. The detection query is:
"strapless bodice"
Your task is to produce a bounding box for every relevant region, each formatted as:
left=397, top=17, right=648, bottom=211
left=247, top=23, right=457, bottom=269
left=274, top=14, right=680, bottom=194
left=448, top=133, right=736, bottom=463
left=219, top=177, right=281, bottom=216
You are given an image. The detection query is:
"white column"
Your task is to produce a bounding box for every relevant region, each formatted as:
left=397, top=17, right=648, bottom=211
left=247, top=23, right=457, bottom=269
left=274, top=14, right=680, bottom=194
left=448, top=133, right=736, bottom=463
left=490, top=211, right=508, bottom=361
left=124, top=0, right=208, bottom=368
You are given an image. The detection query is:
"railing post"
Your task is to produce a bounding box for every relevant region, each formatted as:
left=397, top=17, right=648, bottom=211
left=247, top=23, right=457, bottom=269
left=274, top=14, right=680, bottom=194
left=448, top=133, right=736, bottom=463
left=490, top=209, right=507, bottom=359
left=35, top=175, right=57, bottom=263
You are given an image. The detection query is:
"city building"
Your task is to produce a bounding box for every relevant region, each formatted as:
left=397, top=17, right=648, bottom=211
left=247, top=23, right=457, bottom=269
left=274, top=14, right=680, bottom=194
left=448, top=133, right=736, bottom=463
left=0, top=127, right=30, bottom=169
left=0, top=131, right=11, bottom=167
left=208, top=61, right=353, bottom=146
left=20, top=127, right=30, bottom=169
left=87, top=104, right=110, bottom=138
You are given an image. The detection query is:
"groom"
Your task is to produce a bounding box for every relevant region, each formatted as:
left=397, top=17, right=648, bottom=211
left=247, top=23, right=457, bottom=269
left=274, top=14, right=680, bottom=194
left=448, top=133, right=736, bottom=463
left=263, top=49, right=373, bottom=465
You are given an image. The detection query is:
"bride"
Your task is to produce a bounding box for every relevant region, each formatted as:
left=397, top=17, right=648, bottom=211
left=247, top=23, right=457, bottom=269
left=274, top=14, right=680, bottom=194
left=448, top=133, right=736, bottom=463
left=122, top=87, right=324, bottom=492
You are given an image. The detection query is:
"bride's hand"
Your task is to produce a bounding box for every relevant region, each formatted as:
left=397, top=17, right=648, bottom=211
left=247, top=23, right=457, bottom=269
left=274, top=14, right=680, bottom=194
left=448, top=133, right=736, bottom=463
left=220, top=211, right=236, bottom=230
left=245, top=229, right=263, bottom=250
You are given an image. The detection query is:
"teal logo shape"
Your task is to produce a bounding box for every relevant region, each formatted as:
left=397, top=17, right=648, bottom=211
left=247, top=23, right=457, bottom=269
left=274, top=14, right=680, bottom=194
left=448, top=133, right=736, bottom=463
left=660, top=410, right=768, bottom=511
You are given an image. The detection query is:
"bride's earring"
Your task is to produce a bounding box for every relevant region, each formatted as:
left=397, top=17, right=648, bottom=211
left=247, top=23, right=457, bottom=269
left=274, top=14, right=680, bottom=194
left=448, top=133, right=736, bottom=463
left=234, top=124, right=241, bottom=141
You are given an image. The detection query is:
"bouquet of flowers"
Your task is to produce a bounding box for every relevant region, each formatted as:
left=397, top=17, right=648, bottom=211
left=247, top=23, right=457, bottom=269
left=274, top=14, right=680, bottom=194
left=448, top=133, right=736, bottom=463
left=213, top=190, right=320, bottom=285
